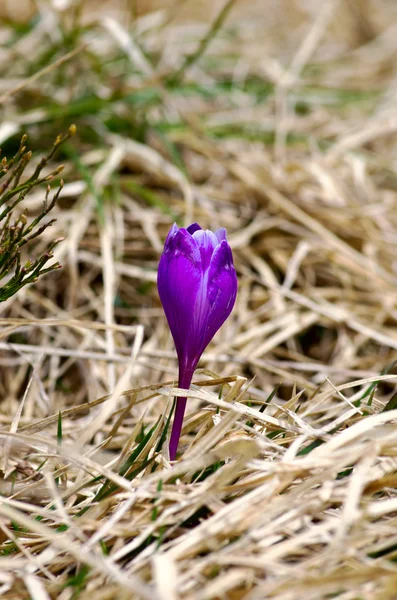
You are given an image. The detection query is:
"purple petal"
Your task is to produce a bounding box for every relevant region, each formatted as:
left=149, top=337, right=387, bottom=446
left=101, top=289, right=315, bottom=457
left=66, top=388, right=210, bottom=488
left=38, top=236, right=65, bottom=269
left=214, top=228, right=227, bottom=243
left=187, top=222, right=202, bottom=235
left=163, top=228, right=201, bottom=264
left=158, top=229, right=203, bottom=365
left=192, top=229, right=218, bottom=270
left=203, top=240, right=237, bottom=346
left=208, top=240, right=235, bottom=286
left=163, top=223, right=179, bottom=249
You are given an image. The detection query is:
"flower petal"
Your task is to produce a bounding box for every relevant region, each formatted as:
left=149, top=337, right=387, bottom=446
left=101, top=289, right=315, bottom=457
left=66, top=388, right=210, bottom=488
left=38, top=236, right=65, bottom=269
left=192, top=229, right=219, bottom=270
left=187, top=222, right=202, bottom=235
left=163, top=223, right=179, bottom=250
left=163, top=228, right=201, bottom=264
left=158, top=229, right=204, bottom=364
left=214, top=228, right=227, bottom=243
left=203, top=240, right=237, bottom=346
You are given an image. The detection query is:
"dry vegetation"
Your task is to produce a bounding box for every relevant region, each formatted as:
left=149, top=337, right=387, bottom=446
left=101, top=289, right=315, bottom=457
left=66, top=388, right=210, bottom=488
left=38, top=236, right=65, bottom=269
left=1, top=0, right=397, bottom=598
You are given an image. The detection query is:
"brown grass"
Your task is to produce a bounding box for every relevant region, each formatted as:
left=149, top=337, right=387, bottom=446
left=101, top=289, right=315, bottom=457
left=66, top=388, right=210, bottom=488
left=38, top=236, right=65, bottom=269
left=1, top=0, right=397, bottom=598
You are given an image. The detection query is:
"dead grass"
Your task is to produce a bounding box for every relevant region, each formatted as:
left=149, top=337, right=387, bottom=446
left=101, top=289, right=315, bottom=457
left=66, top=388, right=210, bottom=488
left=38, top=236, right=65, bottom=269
left=1, top=0, right=397, bottom=598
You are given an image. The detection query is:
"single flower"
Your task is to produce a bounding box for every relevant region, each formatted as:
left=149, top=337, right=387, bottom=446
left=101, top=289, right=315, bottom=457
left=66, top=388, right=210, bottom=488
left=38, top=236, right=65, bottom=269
left=158, top=222, right=237, bottom=459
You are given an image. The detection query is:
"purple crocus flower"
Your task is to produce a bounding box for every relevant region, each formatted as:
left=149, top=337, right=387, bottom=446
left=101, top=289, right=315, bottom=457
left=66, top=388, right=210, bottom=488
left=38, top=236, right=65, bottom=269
left=158, top=222, right=238, bottom=460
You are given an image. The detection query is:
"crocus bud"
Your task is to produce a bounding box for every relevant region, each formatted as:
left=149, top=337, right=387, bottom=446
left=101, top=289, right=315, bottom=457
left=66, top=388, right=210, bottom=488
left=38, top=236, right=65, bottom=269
left=158, top=222, right=237, bottom=459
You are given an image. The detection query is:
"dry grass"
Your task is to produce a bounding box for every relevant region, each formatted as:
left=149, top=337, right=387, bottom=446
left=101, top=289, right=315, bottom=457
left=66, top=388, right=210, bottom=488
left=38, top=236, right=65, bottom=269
left=1, top=0, right=397, bottom=598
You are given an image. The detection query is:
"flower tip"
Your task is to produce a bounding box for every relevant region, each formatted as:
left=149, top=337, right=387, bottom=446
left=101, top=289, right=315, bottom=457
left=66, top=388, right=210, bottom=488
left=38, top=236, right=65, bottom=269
left=186, top=222, right=202, bottom=235
left=215, top=228, right=227, bottom=243
left=164, top=222, right=179, bottom=245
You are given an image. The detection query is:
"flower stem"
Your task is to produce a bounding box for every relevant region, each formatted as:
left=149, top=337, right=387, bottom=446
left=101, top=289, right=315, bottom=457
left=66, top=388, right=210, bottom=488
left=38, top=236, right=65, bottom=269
left=169, top=368, right=193, bottom=460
